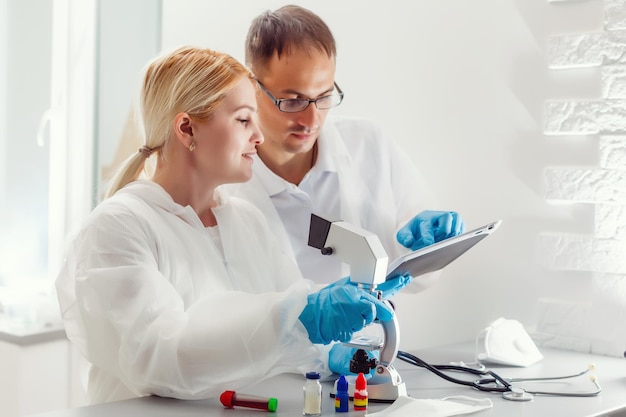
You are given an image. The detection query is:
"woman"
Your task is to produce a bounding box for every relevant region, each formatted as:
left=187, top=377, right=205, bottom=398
left=55, top=46, right=393, bottom=404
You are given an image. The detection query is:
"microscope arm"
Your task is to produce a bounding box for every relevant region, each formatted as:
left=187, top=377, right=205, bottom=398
left=378, top=308, right=400, bottom=367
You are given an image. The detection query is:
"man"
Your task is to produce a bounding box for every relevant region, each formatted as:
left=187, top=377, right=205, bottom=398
left=223, top=5, right=464, bottom=291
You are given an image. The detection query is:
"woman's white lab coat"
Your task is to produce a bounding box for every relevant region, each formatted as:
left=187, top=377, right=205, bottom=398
left=56, top=180, right=320, bottom=404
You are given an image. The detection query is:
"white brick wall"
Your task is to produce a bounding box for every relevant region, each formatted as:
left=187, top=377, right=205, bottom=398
left=539, top=0, right=626, bottom=357
left=544, top=167, right=626, bottom=203
left=605, top=0, right=626, bottom=30
left=547, top=31, right=626, bottom=68
left=602, top=66, right=626, bottom=98
left=544, top=101, right=626, bottom=134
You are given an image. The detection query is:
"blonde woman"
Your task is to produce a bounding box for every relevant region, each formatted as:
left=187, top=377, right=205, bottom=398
left=56, top=46, right=393, bottom=404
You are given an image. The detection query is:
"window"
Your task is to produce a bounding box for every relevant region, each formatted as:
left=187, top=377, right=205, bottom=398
left=0, top=0, right=160, bottom=327
left=0, top=0, right=59, bottom=292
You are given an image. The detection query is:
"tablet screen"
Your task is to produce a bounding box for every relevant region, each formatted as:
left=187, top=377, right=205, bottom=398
left=386, top=220, right=501, bottom=279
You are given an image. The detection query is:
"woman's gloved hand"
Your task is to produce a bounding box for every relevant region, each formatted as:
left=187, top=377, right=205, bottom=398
left=299, top=285, right=394, bottom=345
left=396, top=210, right=465, bottom=251
left=329, top=344, right=379, bottom=378
left=326, top=274, right=412, bottom=299
left=377, top=273, right=412, bottom=298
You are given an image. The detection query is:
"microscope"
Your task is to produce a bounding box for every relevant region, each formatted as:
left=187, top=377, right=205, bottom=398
left=308, top=213, right=407, bottom=402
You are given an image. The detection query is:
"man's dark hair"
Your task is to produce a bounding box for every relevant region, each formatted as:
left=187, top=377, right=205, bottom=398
left=245, top=5, right=336, bottom=72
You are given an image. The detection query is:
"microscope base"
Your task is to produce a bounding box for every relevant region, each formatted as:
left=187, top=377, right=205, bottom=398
left=331, top=374, right=407, bottom=403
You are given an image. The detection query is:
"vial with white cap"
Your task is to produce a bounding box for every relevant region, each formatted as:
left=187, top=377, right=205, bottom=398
left=303, top=371, right=322, bottom=416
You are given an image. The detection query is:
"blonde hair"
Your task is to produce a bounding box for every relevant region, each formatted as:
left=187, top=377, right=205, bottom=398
left=105, top=46, right=253, bottom=198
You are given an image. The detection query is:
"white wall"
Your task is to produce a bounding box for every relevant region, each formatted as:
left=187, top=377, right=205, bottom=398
left=0, top=0, right=6, bottom=213
left=95, top=0, right=161, bottom=198
left=161, top=0, right=625, bottom=352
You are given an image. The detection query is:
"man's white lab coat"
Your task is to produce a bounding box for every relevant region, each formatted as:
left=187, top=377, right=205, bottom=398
left=222, top=116, right=436, bottom=287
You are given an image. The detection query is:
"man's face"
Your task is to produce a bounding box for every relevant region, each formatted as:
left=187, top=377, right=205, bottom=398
left=253, top=48, right=336, bottom=160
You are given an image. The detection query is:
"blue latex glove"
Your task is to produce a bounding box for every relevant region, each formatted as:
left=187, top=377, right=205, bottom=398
left=299, top=285, right=394, bottom=345
left=326, top=274, right=412, bottom=299
left=397, top=210, right=465, bottom=251
left=329, top=344, right=379, bottom=378
left=377, top=273, right=412, bottom=298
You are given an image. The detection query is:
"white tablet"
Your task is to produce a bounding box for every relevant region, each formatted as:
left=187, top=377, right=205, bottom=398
left=386, top=220, right=502, bottom=279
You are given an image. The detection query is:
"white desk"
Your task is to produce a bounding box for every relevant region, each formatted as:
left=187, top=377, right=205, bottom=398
left=26, top=343, right=626, bottom=417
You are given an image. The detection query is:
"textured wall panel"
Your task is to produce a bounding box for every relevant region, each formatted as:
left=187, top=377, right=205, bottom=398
left=548, top=30, right=626, bottom=68
left=599, top=135, right=626, bottom=168
left=602, top=66, right=626, bottom=99
left=595, top=203, right=626, bottom=238
left=544, top=100, right=626, bottom=135
left=544, top=167, right=626, bottom=203
left=540, top=0, right=626, bottom=358
left=540, top=235, right=626, bottom=273
left=605, top=0, right=626, bottom=30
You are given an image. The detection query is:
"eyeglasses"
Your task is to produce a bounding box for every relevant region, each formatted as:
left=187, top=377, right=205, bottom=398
left=256, top=79, right=344, bottom=113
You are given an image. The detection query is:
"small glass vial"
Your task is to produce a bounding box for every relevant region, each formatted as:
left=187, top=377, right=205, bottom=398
left=303, top=371, right=322, bottom=416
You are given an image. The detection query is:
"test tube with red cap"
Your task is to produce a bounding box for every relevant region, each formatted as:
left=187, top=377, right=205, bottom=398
left=220, top=390, right=278, bottom=412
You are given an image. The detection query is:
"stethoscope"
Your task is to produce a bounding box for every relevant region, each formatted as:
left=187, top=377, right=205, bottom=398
left=397, top=350, right=602, bottom=401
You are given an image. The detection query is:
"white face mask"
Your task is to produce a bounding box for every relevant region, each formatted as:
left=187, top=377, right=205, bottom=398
left=365, top=395, right=493, bottom=417
left=476, top=317, right=543, bottom=367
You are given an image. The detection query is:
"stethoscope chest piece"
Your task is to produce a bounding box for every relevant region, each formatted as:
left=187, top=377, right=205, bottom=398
left=503, top=388, right=533, bottom=402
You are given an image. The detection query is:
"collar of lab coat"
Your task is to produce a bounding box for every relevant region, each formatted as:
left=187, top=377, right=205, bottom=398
left=118, top=180, right=221, bottom=230
left=252, top=117, right=347, bottom=197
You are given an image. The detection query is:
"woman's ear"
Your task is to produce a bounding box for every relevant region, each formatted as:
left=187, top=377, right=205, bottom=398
left=173, top=113, right=194, bottom=148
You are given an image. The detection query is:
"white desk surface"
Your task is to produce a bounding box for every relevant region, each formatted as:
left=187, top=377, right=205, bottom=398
left=27, top=342, right=626, bottom=417
left=0, top=315, right=66, bottom=346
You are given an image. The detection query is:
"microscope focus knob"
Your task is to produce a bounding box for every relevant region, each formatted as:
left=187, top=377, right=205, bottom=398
left=350, top=349, right=378, bottom=374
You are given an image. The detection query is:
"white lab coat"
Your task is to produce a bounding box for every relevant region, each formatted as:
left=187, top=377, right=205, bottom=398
left=56, top=180, right=322, bottom=404
left=222, top=116, right=438, bottom=290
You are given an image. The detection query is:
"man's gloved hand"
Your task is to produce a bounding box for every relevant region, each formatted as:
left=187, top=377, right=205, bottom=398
left=299, top=285, right=394, bottom=345
left=326, top=274, right=412, bottom=299
left=329, top=344, right=379, bottom=378
left=397, top=210, right=465, bottom=251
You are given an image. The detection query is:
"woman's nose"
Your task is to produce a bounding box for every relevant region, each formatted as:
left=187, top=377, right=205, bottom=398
left=252, top=123, right=264, bottom=145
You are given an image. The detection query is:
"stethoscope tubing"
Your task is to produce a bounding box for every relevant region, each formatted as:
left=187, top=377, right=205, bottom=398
left=396, top=350, right=601, bottom=398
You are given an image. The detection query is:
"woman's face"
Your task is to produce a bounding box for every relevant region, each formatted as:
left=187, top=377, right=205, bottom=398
left=191, top=77, right=264, bottom=186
